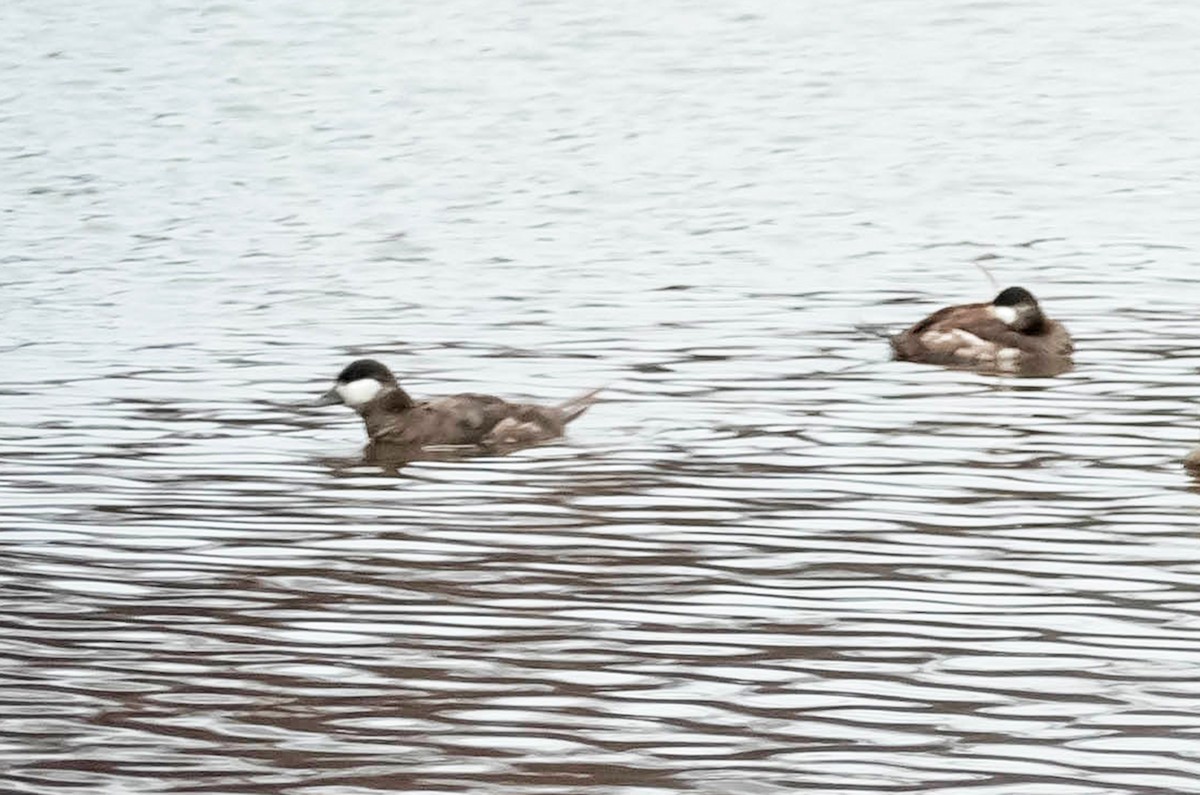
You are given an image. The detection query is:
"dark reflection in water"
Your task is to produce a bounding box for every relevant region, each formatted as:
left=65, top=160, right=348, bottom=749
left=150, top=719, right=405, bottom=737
left=4, top=0, right=1200, bottom=793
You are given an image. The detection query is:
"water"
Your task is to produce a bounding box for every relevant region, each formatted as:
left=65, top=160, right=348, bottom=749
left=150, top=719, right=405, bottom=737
left=3, top=0, right=1200, bottom=792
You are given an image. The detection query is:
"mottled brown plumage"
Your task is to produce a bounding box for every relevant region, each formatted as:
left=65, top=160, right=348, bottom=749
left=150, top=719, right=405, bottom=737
left=890, top=287, right=1073, bottom=375
left=316, top=359, right=600, bottom=454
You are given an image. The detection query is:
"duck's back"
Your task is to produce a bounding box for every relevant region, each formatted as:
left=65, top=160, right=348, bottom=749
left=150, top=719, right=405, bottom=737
left=368, top=393, right=569, bottom=448
left=891, top=303, right=1072, bottom=369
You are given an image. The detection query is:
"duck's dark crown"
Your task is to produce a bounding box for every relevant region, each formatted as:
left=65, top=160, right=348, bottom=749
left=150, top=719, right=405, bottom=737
left=336, top=358, right=395, bottom=384
left=993, top=286, right=1037, bottom=307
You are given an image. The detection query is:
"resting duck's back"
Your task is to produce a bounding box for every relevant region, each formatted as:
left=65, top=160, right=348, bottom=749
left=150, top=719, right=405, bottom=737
left=890, top=287, right=1073, bottom=373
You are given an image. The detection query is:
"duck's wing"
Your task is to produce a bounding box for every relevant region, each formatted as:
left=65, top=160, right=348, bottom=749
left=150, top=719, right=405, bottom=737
left=370, top=390, right=595, bottom=450
left=368, top=394, right=520, bottom=447
left=937, top=308, right=1030, bottom=349
left=892, top=303, right=995, bottom=361
left=903, top=302, right=989, bottom=336
left=474, top=388, right=602, bottom=448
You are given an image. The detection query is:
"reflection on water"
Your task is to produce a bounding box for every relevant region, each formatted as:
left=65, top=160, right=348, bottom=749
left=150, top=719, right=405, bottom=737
left=4, top=0, right=1200, bottom=793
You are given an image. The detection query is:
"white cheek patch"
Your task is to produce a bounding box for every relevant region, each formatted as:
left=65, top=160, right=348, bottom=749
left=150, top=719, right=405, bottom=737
left=991, top=305, right=1019, bottom=326
left=336, top=378, right=383, bottom=407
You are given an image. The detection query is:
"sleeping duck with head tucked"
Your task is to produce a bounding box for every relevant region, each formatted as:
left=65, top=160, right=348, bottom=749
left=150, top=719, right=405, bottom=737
left=890, top=286, right=1073, bottom=375
left=315, top=359, right=600, bottom=455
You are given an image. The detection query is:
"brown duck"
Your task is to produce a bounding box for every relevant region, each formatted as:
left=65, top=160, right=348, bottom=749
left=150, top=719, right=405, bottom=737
left=316, top=359, right=600, bottom=451
left=890, top=286, right=1073, bottom=374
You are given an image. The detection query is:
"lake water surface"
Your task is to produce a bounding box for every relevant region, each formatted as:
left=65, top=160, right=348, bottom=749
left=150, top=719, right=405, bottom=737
left=4, top=0, right=1200, bottom=793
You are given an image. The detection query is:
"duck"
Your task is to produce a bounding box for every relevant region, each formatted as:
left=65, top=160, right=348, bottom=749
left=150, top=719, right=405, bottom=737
left=890, top=286, right=1073, bottom=374
left=315, top=358, right=600, bottom=452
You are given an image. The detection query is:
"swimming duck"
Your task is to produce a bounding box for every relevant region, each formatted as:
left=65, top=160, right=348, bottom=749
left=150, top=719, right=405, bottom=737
left=315, top=359, right=600, bottom=452
left=890, top=286, right=1073, bottom=374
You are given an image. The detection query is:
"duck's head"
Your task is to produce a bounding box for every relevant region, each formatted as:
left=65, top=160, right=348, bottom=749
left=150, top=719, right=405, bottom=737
left=990, top=286, right=1044, bottom=332
left=315, top=359, right=397, bottom=409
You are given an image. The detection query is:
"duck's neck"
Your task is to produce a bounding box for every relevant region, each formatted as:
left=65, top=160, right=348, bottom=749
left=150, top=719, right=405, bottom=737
left=386, top=385, right=415, bottom=409
left=357, top=385, right=416, bottom=436
left=355, top=385, right=414, bottom=413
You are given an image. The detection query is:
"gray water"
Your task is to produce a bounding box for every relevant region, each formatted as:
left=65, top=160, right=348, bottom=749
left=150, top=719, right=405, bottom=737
left=3, top=0, right=1200, bottom=793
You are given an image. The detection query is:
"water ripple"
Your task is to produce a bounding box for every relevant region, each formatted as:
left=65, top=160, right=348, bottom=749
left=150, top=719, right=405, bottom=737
left=4, top=0, right=1200, bottom=793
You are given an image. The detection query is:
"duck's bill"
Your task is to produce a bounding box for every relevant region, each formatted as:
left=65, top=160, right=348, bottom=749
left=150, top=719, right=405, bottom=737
left=314, top=388, right=343, bottom=406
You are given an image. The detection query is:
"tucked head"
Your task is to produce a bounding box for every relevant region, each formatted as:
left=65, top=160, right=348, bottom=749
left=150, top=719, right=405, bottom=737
left=315, top=359, right=397, bottom=408
left=990, top=286, right=1043, bottom=331
left=992, top=286, right=1038, bottom=308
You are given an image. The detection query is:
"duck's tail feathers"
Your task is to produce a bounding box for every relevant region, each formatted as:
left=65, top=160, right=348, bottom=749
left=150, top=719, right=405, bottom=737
left=559, top=387, right=603, bottom=424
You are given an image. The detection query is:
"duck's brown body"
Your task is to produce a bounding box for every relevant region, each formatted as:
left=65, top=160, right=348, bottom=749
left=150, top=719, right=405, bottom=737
left=890, top=288, right=1073, bottom=375
left=317, top=358, right=599, bottom=456
left=357, top=386, right=596, bottom=450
